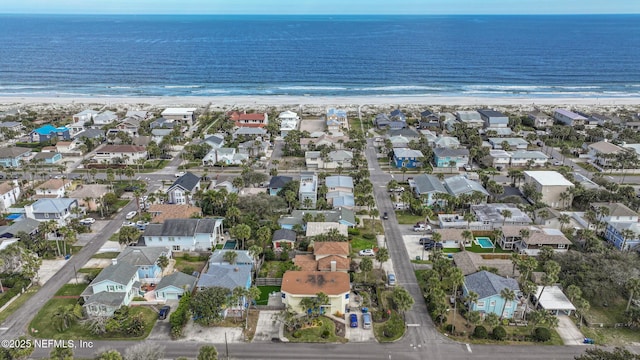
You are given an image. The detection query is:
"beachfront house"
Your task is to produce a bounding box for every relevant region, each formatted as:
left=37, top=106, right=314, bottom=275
left=326, top=108, right=348, bottom=131
left=229, top=111, right=269, bottom=128
left=393, top=148, right=423, bottom=168
left=30, top=125, right=70, bottom=143
left=93, top=111, right=119, bottom=126
left=279, top=110, right=300, bottom=137
left=161, top=108, right=197, bottom=126
left=73, top=109, right=99, bottom=123
left=478, top=109, right=509, bottom=128
left=528, top=110, right=552, bottom=128
left=462, top=271, right=521, bottom=319
left=455, top=111, right=484, bottom=128
left=553, top=109, right=587, bottom=126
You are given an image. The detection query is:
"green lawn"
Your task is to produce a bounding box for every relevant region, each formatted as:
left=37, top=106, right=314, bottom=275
left=257, top=261, right=295, bottom=278
left=143, top=160, right=169, bottom=169
left=350, top=237, right=377, bottom=252
left=395, top=212, right=425, bottom=225
left=30, top=298, right=157, bottom=340
left=373, top=311, right=405, bottom=342
left=0, top=286, right=40, bottom=323
left=256, top=286, right=281, bottom=305
left=581, top=324, right=640, bottom=346
left=173, top=258, right=207, bottom=273
left=55, top=284, right=88, bottom=297
left=576, top=162, right=599, bottom=172
left=114, top=199, right=130, bottom=209
left=286, top=316, right=347, bottom=343
left=91, top=252, right=120, bottom=259
left=468, top=242, right=510, bottom=254
left=442, top=248, right=462, bottom=253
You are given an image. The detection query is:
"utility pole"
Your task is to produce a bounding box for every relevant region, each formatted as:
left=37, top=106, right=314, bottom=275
left=225, top=332, right=229, bottom=360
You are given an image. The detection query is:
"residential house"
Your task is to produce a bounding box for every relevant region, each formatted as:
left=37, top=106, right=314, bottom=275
left=93, top=111, right=119, bottom=126
left=149, top=117, right=174, bottom=129
left=229, top=111, right=269, bottom=128
left=269, top=176, right=293, bottom=196
left=294, top=241, right=350, bottom=272
left=390, top=109, right=407, bottom=122
left=281, top=271, right=350, bottom=315
left=392, top=148, right=423, bottom=169
left=81, top=261, right=141, bottom=317
left=202, top=148, right=249, bottom=166
left=554, top=109, right=587, bottom=126
left=443, top=175, right=490, bottom=200
left=209, top=180, right=238, bottom=194
left=24, top=198, right=79, bottom=226
left=69, top=184, right=109, bottom=211
left=167, top=172, right=201, bottom=205
left=203, top=134, right=225, bottom=149
left=624, top=121, right=640, bottom=131
left=114, top=117, right=141, bottom=137
left=279, top=110, right=300, bottom=137
left=305, top=150, right=353, bottom=169
left=455, top=111, right=484, bottom=128
left=197, top=264, right=252, bottom=316
left=0, top=218, right=40, bottom=239
left=125, top=110, right=151, bottom=121
left=413, top=174, right=447, bottom=206
left=34, top=179, right=71, bottom=198
left=528, top=110, right=552, bottom=128
left=142, top=218, right=224, bottom=251
left=33, top=151, right=62, bottom=165
left=148, top=204, right=202, bottom=223
left=238, top=140, right=269, bottom=157
left=299, top=134, right=348, bottom=151
left=388, top=128, right=421, bottom=140
left=55, top=141, right=78, bottom=154
left=587, top=141, right=625, bottom=167
left=0, top=181, right=20, bottom=212
left=483, top=149, right=511, bottom=169
left=433, top=147, right=469, bottom=168
left=151, top=128, right=172, bottom=144
left=533, top=286, right=576, bottom=315
left=326, top=108, right=348, bottom=131
left=155, top=271, right=197, bottom=301
left=434, top=136, right=461, bottom=149
left=509, top=150, right=548, bottom=167
left=279, top=209, right=357, bottom=229
left=325, top=176, right=354, bottom=193
left=591, top=202, right=639, bottom=223
left=299, top=172, right=318, bottom=208
left=462, top=271, right=521, bottom=319
left=533, top=207, right=564, bottom=228
left=523, top=171, right=573, bottom=209
left=471, top=203, right=532, bottom=229
left=420, top=109, right=439, bottom=122
left=305, top=222, right=349, bottom=238
left=478, top=109, right=509, bottom=128
left=30, top=125, right=70, bottom=143
left=272, top=229, right=297, bottom=250
left=484, top=127, right=514, bottom=137
left=209, top=250, right=255, bottom=267
left=74, top=129, right=105, bottom=143
left=326, top=191, right=355, bottom=209
left=161, top=108, right=197, bottom=126
left=93, top=144, right=147, bottom=165
left=387, top=135, right=410, bottom=148
left=604, top=221, right=640, bottom=251
left=374, top=114, right=391, bottom=128
left=499, top=225, right=571, bottom=254
left=488, top=138, right=529, bottom=150
left=73, top=109, right=99, bottom=123
left=232, top=127, right=268, bottom=140
left=116, top=246, right=171, bottom=283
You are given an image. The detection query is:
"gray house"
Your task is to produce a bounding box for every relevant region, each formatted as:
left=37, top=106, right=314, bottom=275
left=413, top=174, right=447, bottom=206
left=155, top=271, right=197, bottom=301
left=24, top=198, right=79, bottom=226
left=81, top=262, right=141, bottom=317
left=167, top=172, right=201, bottom=205
left=478, top=109, right=509, bottom=128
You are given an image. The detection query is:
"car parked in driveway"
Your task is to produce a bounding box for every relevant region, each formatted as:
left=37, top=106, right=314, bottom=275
left=158, top=305, right=170, bottom=320
left=424, top=242, right=443, bottom=250
left=387, top=273, right=396, bottom=286
left=358, top=249, right=375, bottom=257
left=349, top=314, right=358, bottom=328
left=419, top=237, right=433, bottom=245
left=79, top=218, right=95, bottom=225
left=413, top=223, right=432, bottom=232
left=125, top=211, right=137, bottom=220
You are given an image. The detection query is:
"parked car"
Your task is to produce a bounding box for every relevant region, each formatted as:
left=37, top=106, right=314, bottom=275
left=125, top=211, right=137, bottom=220
left=175, top=171, right=186, bottom=178
left=79, top=218, right=95, bottom=225
left=160, top=154, right=172, bottom=159
left=0, top=174, right=4, bottom=179
left=424, top=242, right=443, bottom=250
left=349, top=314, right=358, bottom=328
left=362, top=312, right=372, bottom=329
left=358, top=249, right=375, bottom=257
left=124, top=185, right=140, bottom=192
left=413, top=223, right=432, bottom=232
left=158, top=305, right=170, bottom=320
left=390, top=187, right=405, bottom=192
left=553, top=161, right=563, bottom=166
left=136, top=220, right=150, bottom=230
left=419, top=237, right=433, bottom=245
left=382, top=212, right=389, bottom=220
left=122, top=221, right=135, bottom=227
left=387, top=273, right=396, bottom=286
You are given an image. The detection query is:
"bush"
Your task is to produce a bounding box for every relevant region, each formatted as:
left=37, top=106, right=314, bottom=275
left=492, top=326, right=507, bottom=340
left=444, top=324, right=455, bottom=333
left=348, top=228, right=361, bottom=236
left=181, top=266, right=195, bottom=275
left=363, top=233, right=376, bottom=240
left=382, top=314, right=404, bottom=338
left=292, top=331, right=301, bottom=338
left=264, top=248, right=276, bottom=261
left=473, top=325, right=488, bottom=339
left=533, top=327, right=551, bottom=342
left=321, top=329, right=331, bottom=339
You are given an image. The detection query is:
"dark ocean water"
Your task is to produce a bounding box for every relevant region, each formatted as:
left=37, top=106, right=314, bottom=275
left=0, top=14, right=639, bottom=98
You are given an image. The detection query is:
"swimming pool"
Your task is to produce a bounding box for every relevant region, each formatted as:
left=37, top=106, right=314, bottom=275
left=475, top=237, right=494, bottom=249
left=223, top=240, right=237, bottom=249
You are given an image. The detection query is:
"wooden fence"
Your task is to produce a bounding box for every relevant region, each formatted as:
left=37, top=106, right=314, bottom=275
left=255, top=278, right=283, bottom=286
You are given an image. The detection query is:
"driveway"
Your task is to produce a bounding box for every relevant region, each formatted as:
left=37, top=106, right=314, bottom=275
left=252, top=311, right=280, bottom=343
left=147, top=316, right=171, bottom=340
left=178, top=321, right=245, bottom=344
left=346, top=312, right=375, bottom=342
left=37, top=259, right=68, bottom=285
left=556, top=315, right=586, bottom=345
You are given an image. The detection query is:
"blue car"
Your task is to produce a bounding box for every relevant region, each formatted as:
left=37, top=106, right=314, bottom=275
left=349, top=314, right=358, bottom=328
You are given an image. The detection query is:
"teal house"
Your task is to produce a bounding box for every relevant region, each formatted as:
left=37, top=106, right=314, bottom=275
left=433, top=148, right=470, bottom=168
left=462, top=271, right=521, bottom=319
left=30, top=124, right=71, bottom=143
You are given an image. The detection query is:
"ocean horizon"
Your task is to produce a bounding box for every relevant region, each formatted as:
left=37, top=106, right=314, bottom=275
left=0, top=14, right=639, bottom=98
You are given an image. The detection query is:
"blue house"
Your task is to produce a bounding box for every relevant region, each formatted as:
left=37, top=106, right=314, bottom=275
left=462, top=271, right=521, bottom=319
left=604, top=222, right=640, bottom=251
left=0, top=147, right=31, bottom=168
left=433, top=147, right=470, bottom=168
left=33, top=151, right=63, bottom=164
left=30, top=124, right=71, bottom=143
left=413, top=174, right=447, bottom=207
left=392, top=148, right=423, bottom=168
left=279, top=209, right=357, bottom=230
left=268, top=176, right=293, bottom=196
left=116, top=246, right=171, bottom=283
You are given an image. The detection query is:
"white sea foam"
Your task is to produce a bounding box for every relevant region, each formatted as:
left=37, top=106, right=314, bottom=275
left=163, top=85, right=203, bottom=89
left=355, top=85, right=444, bottom=91
left=276, top=86, right=348, bottom=91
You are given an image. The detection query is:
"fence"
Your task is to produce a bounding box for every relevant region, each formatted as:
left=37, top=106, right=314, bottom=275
left=255, top=304, right=285, bottom=311
left=0, top=283, right=33, bottom=313
left=255, top=278, right=283, bottom=286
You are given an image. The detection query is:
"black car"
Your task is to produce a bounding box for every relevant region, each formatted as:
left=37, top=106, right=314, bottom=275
left=382, top=212, right=389, bottom=220
left=424, top=242, right=443, bottom=250
left=419, top=238, right=433, bottom=245
left=158, top=305, right=170, bottom=320
left=160, top=154, right=173, bottom=159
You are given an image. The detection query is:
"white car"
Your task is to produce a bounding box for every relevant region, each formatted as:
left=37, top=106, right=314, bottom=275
left=359, top=249, right=375, bottom=257
left=122, top=221, right=136, bottom=227
left=175, top=171, right=186, bottom=178
left=553, top=161, right=563, bottom=166
left=79, top=218, right=95, bottom=225
left=125, top=211, right=137, bottom=220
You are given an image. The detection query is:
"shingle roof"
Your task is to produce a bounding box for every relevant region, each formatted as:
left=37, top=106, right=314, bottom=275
left=273, top=229, right=297, bottom=242
left=36, top=179, right=67, bottom=191
left=143, top=218, right=219, bottom=237
left=33, top=152, right=60, bottom=160
left=444, top=175, right=489, bottom=196
left=413, top=174, right=447, bottom=195
left=269, top=176, right=293, bottom=189
left=434, top=147, right=469, bottom=157
left=287, top=209, right=356, bottom=227
left=116, top=246, right=169, bottom=267
left=388, top=128, right=420, bottom=138
left=325, top=176, right=354, bottom=189
left=0, top=147, right=31, bottom=158
left=92, top=262, right=138, bottom=286
left=84, top=291, right=126, bottom=307
left=75, top=129, right=105, bottom=139
left=209, top=250, right=254, bottom=265
left=393, top=148, right=423, bottom=158
left=0, top=218, right=40, bottom=237
left=588, top=141, right=623, bottom=154
left=148, top=204, right=202, bottom=223
left=592, top=202, right=639, bottom=218
left=294, top=255, right=318, bottom=271
left=169, top=172, right=200, bottom=192
left=313, top=241, right=349, bottom=256
left=96, top=144, right=146, bottom=153
left=0, top=181, right=17, bottom=195
left=464, top=270, right=520, bottom=299
left=281, top=271, right=350, bottom=296
left=156, top=271, right=198, bottom=292
left=317, top=255, right=350, bottom=272
left=197, top=264, right=251, bottom=289
left=30, top=198, right=76, bottom=213
left=477, top=109, right=507, bottom=118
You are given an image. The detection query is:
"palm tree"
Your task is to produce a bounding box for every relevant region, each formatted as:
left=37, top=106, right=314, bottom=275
left=620, top=229, right=636, bottom=252
left=510, top=253, right=521, bottom=276
left=500, top=210, right=512, bottom=227
left=360, top=257, right=373, bottom=283
left=499, top=288, right=516, bottom=319
left=559, top=191, right=571, bottom=209
left=375, top=247, right=389, bottom=270
left=461, top=230, right=473, bottom=247
left=558, top=214, right=571, bottom=231
left=449, top=267, right=464, bottom=329
left=223, top=250, right=238, bottom=265
left=465, top=291, right=479, bottom=313
left=625, top=278, right=640, bottom=312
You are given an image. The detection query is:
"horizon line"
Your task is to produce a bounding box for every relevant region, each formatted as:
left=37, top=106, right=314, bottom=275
left=1, top=12, right=639, bottom=16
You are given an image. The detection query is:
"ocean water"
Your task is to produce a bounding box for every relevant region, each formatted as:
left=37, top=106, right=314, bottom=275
left=0, top=14, right=639, bottom=98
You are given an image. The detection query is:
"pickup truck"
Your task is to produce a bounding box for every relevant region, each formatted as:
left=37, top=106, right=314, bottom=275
left=413, top=223, right=432, bottom=232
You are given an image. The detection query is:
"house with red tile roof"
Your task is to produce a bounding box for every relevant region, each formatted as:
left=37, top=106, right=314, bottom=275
left=228, top=111, right=269, bottom=128
left=281, top=271, right=350, bottom=315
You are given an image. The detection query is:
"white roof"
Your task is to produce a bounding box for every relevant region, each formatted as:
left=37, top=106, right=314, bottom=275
left=535, top=286, right=576, bottom=311
left=161, top=108, right=196, bottom=116
left=524, top=171, right=573, bottom=186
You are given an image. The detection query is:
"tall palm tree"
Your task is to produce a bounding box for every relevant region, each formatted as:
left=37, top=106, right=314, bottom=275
left=619, top=229, right=636, bottom=252
left=465, top=291, right=479, bottom=313
left=500, top=210, right=512, bottom=227
left=558, top=214, right=571, bottom=231
left=499, top=288, right=516, bottom=319
left=625, top=278, right=640, bottom=312
left=448, top=267, right=464, bottom=328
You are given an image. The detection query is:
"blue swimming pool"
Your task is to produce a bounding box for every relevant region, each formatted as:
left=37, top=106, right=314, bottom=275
left=223, top=240, right=237, bottom=250
left=475, top=237, right=494, bottom=249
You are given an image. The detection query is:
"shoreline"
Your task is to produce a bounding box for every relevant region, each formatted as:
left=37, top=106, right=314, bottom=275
left=1, top=95, right=639, bottom=107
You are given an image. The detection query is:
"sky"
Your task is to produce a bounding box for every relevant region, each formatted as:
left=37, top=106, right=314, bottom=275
left=1, top=0, right=638, bottom=15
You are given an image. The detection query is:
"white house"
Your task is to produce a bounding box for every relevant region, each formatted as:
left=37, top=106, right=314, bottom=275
left=488, top=138, right=529, bottom=150
left=279, top=111, right=300, bottom=137
left=554, top=109, right=587, bottom=126
left=326, top=108, right=348, bottom=130
left=93, top=111, right=119, bottom=126
left=167, top=172, right=201, bottom=205
left=455, top=111, right=484, bottom=128
left=202, top=148, right=249, bottom=166
left=509, top=150, right=549, bottom=167
left=0, top=181, right=20, bottom=212
left=161, top=108, right=197, bottom=126
left=93, top=144, right=147, bottom=165
left=73, top=109, right=99, bottom=123
left=81, top=261, right=140, bottom=317
left=142, top=218, right=224, bottom=251
left=34, top=179, right=71, bottom=198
